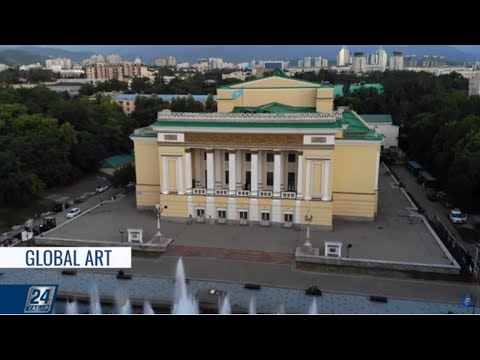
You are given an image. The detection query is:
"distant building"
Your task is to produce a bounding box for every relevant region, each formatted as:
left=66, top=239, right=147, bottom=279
left=19, top=63, right=42, bottom=71
left=263, top=61, right=286, bottom=70
left=337, top=46, right=350, bottom=66
left=99, top=154, right=135, bottom=176
left=46, top=58, right=72, bottom=70
left=376, top=47, right=387, bottom=71
left=314, top=57, right=322, bottom=67
left=134, top=57, right=142, bottom=65
left=83, top=54, right=105, bottom=65
left=389, top=52, right=404, bottom=70
left=469, top=74, right=480, bottom=97
left=297, top=59, right=304, bottom=68
left=352, top=52, right=367, bottom=73
left=107, top=54, right=122, bottom=64
left=322, top=58, right=328, bottom=68
left=84, top=62, right=152, bottom=80
left=0, top=64, right=10, bottom=71
left=303, top=57, right=312, bottom=68
left=155, top=56, right=176, bottom=67
left=359, top=114, right=399, bottom=148
left=403, top=55, right=417, bottom=67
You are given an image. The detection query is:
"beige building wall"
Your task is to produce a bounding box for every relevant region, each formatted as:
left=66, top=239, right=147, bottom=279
left=134, top=140, right=160, bottom=208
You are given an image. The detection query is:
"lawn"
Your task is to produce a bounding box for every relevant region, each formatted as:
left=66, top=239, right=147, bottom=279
left=0, top=199, right=56, bottom=233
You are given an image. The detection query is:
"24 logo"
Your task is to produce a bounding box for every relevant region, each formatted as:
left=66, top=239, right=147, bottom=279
left=24, top=286, right=56, bottom=313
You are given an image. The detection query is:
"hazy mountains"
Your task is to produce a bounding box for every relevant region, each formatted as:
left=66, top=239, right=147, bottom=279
left=0, top=45, right=478, bottom=66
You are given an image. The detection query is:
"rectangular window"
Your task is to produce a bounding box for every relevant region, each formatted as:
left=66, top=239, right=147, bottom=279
left=196, top=208, right=205, bottom=217
left=225, top=153, right=229, bottom=162
left=245, top=153, right=251, bottom=162
left=239, top=210, right=248, bottom=220
left=225, top=170, right=229, bottom=184
left=267, top=172, right=274, bottom=186
left=204, top=152, right=207, bottom=160
left=284, top=213, right=293, bottom=222
left=261, top=211, right=270, bottom=221
left=288, top=154, right=296, bottom=163
left=218, top=209, right=226, bottom=219
left=267, top=153, right=274, bottom=162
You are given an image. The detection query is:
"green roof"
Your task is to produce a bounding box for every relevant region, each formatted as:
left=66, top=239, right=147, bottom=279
left=359, top=114, right=393, bottom=123
left=341, top=110, right=385, bottom=141
left=218, top=68, right=325, bottom=89
left=419, top=170, right=436, bottom=182
left=101, top=154, right=134, bottom=168
left=334, top=84, right=384, bottom=97
left=233, top=102, right=316, bottom=114
left=151, top=120, right=341, bottom=129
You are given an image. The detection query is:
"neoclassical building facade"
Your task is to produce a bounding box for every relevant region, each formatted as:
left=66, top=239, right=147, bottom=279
left=130, top=69, right=384, bottom=229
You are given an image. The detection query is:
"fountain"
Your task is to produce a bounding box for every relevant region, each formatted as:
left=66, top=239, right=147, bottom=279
left=144, top=301, right=155, bottom=314
left=65, top=300, right=79, bottom=314
left=89, top=284, right=102, bottom=314
left=248, top=297, right=256, bottom=314
left=308, top=297, right=318, bottom=314
left=171, top=258, right=199, bottom=314
left=277, top=304, right=286, bottom=314
left=119, top=299, right=132, bottom=314
left=219, top=296, right=231, bottom=314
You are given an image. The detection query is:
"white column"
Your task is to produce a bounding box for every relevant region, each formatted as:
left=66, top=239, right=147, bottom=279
left=273, top=152, right=282, bottom=198
left=236, top=149, right=242, bottom=190
left=257, top=150, right=263, bottom=190
left=162, top=156, right=169, bottom=195
left=322, top=160, right=330, bottom=201
left=297, top=153, right=303, bottom=199
left=194, top=149, right=201, bottom=188
left=281, top=151, right=286, bottom=192
left=228, top=151, right=236, bottom=196
left=375, top=150, right=380, bottom=191
left=305, top=159, right=312, bottom=200
left=185, top=151, right=192, bottom=194
left=214, top=149, right=222, bottom=189
left=177, top=155, right=184, bottom=195
left=251, top=152, right=258, bottom=197
left=206, top=150, right=214, bottom=195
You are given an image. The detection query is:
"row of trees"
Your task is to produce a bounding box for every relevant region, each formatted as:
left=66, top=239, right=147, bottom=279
left=296, top=70, right=479, bottom=211
left=0, top=68, right=60, bottom=83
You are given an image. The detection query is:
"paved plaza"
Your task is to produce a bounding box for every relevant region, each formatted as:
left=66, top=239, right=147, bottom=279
left=42, top=165, right=451, bottom=265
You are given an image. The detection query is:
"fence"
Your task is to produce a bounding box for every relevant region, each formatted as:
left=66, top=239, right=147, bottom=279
left=431, top=213, right=475, bottom=275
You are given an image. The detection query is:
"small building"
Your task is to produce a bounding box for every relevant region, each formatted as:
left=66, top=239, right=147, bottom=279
left=417, top=170, right=437, bottom=190
left=359, top=114, right=399, bottom=148
left=99, top=154, right=135, bottom=176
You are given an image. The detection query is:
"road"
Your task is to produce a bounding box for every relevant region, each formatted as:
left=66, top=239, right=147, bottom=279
left=390, top=164, right=477, bottom=257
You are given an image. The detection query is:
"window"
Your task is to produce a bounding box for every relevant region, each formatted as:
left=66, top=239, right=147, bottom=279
left=239, top=210, right=248, bottom=220
left=267, top=172, right=274, bottom=186
left=284, top=213, right=293, bottom=222
left=267, top=153, right=274, bottom=162
left=225, top=170, right=229, bottom=184
left=225, top=153, right=229, bottom=162
left=218, top=209, right=226, bottom=219
left=288, top=154, right=296, bottom=163
left=118, top=101, right=123, bottom=105
left=245, top=153, right=251, bottom=162
left=196, top=208, right=205, bottom=217
left=204, top=152, right=207, bottom=160
left=261, top=211, right=270, bottom=221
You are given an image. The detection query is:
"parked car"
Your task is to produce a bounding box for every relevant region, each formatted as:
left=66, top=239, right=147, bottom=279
left=66, top=208, right=81, bottom=218
left=449, top=208, right=468, bottom=224
left=125, top=181, right=135, bottom=189
left=52, top=203, right=70, bottom=212
left=96, top=185, right=109, bottom=193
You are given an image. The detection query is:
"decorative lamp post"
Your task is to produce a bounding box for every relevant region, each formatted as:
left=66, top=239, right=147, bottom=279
left=155, top=204, right=163, bottom=237
left=119, top=229, right=125, bottom=243
left=304, top=210, right=313, bottom=249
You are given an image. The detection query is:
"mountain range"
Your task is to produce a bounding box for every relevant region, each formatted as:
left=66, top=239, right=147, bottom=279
left=0, top=45, right=479, bottom=65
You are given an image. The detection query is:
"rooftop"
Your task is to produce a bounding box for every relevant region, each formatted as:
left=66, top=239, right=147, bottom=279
left=114, top=94, right=217, bottom=102
left=233, top=102, right=316, bottom=114
left=334, top=83, right=384, bottom=97
left=359, top=114, right=393, bottom=124
left=101, top=154, right=134, bottom=169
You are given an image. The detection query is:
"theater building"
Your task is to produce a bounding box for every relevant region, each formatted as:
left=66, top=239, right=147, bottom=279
left=130, top=69, right=384, bottom=229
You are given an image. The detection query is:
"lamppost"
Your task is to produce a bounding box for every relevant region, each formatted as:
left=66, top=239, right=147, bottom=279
left=304, top=210, right=313, bottom=248
left=474, top=243, right=480, bottom=283
left=155, top=204, right=163, bottom=237
left=347, top=244, right=353, bottom=258
left=119, top=229, right=125, bottom=243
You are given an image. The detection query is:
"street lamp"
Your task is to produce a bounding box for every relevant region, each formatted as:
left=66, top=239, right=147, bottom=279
left=155, top=204, right=163, bottom=237
left=304, top=210, right=313, bottom=248
left=347, top=244, right=353, bottom=258
left=119, top=229, right=125, bottom=243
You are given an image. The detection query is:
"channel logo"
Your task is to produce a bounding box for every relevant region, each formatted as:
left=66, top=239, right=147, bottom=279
left=24, top=286, right=56, bottom=313
left=0, top=285, right=58, bottom=314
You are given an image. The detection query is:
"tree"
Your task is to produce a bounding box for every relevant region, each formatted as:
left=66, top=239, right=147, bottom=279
left=111, top=163, right=136, bottom=188
left=205, top=93, right=217, bottom=112
left=79, top=83, right=95, bottom=96
left=130, top=77, right=153, bottom=93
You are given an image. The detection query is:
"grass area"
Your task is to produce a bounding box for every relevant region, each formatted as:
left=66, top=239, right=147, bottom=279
left=0, top=199, right=56, bottom=233
left=295, top=261, right=473, bottom=283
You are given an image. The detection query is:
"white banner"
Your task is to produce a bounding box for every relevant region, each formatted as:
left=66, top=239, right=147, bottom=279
left=0, top=247, right=131, bottom=268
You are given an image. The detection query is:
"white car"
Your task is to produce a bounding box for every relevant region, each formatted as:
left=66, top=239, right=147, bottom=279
left=96, top=185, right=109, bottom=193
left=66, top=208, right=81, bottom=218
left=449, top=208, right=467, bottom=224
